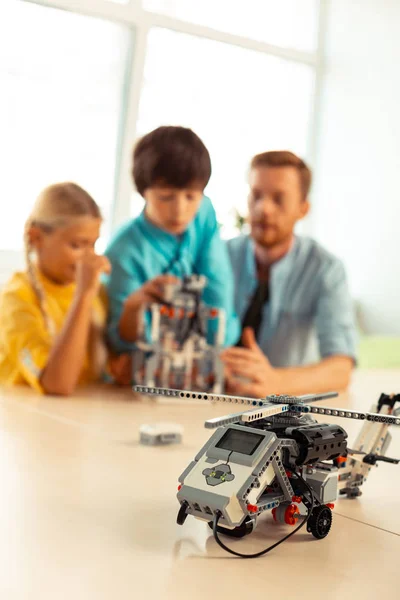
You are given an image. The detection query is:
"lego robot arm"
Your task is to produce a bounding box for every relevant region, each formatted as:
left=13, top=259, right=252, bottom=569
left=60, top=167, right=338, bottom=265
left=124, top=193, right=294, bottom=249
left=347, top=449, right=399, bottom=465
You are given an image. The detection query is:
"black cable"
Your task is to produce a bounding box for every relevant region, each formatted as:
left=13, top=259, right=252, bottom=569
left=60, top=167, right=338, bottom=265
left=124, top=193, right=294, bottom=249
left=212, top=471, right=315, bottom=559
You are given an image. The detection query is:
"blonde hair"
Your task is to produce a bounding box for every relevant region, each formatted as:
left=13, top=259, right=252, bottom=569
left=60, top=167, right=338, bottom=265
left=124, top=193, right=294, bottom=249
left=24, top=182, right=106, bottom=378
left=24, top=182, right=101, bottom=333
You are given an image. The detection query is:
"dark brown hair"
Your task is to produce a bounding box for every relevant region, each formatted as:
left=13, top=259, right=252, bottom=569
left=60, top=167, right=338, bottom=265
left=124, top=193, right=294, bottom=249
left=251, top=151, right=312, bottom=200
left=132, top=126, right=212, bottom=196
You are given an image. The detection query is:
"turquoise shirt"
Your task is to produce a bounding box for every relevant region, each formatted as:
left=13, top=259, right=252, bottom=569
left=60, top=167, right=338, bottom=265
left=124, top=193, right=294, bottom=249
left=227, top=234, right=358, bottom=367
left=104, top=196, right=241, bottom=352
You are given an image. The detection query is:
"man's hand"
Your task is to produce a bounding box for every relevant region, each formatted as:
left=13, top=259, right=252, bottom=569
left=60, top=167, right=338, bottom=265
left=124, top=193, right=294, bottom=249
left=221, top=327, right=282, bottom=398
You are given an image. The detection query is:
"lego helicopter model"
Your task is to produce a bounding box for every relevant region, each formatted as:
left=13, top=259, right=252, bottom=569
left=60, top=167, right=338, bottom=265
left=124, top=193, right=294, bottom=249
left=135, top=385, right=400, bottom=558
left=132, top=275, right=225, bottom=393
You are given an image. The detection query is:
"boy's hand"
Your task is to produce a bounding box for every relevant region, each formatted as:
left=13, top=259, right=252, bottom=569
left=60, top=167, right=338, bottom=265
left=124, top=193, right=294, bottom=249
left=125, top=274, right=179, bottom=310
left=76, top=252, right=111, bottom=301
left=109, top=353, right=132, bottom=386
left=118, top=274, right=179, bottom=343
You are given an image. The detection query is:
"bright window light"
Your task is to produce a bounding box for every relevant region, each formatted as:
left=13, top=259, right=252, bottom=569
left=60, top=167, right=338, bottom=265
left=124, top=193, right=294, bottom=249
left=0, top=1, right=131, bottom=250
left=134, top=28, right=315, bottom=237
left=144, top=0, right=319, bottom=52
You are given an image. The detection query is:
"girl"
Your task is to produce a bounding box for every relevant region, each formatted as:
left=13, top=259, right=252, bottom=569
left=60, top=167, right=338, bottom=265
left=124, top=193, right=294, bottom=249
left=0, top=182, right=112, bottom=395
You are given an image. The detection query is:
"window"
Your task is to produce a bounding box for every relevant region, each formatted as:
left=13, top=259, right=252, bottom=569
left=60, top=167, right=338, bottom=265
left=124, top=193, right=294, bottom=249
left=144, top=0, right=319, bottom=52
left=0, top=1, right=131, bottom=251
left=0, top=0, right=320, bottom=261
left=134, top=28, right=315, bottom=237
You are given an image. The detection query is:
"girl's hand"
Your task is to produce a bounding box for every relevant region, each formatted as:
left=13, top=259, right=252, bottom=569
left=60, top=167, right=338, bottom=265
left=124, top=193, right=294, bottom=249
left=125, top=274, right=179, bottom=310
left=76, top=252, right=111, bottom=301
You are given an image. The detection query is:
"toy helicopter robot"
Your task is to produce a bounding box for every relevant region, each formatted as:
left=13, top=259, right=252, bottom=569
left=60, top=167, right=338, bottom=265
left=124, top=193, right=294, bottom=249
left=132, top=275, right=225, bottom=393
left=135, top=385, right=400, bottom=558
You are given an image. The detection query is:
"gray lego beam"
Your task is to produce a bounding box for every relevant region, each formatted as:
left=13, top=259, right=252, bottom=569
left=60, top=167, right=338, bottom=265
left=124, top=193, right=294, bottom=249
left=198, top=391, right=265, bottom=406
left=301, top=404, right=400, bottom=426
left=363, top=412, right=400, bottom=425
left=134, top=385, right=182, bottom=397
left=205, top=403, right=291, bottom=429
left=296, top=391, right=339, bottom=403
left=134, top=385, right=267, bottom=406
left=205, top=411, right=248, bottom=429
left=240, top=403, right=290, bottom=423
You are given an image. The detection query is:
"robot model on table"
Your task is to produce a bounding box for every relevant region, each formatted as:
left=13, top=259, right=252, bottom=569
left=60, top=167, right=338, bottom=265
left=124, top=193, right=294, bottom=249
left=132, top=275, right=225, bottom=393
left=135, top=385, right=400, bottom=558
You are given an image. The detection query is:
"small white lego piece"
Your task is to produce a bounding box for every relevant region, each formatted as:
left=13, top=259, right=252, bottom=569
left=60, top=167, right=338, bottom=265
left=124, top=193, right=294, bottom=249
left=139, top=422, right=184, bottom=446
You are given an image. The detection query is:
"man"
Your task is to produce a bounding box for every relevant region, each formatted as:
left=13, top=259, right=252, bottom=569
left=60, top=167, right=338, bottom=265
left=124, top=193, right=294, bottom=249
left=221, top=151, right=357, bottom=397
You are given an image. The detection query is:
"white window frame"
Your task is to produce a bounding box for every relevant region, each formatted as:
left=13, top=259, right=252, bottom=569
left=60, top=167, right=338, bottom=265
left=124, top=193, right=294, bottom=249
left=1, top=0, right=327, bottom=279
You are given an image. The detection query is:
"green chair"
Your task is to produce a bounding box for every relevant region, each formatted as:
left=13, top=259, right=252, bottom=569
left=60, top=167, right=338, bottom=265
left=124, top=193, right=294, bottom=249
left=357, top=336, right=400, bottom=369
left=354, top=301, right=400, bottom=368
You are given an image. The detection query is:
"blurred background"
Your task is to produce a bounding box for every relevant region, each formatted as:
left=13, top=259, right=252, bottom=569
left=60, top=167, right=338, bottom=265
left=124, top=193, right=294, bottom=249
left=0, top=0, right=399, bottom=364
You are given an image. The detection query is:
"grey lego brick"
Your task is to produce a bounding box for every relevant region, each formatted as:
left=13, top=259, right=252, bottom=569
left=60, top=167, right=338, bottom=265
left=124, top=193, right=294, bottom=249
left=178, top=461, right=198, bottom=483
left=193, top=429, right=223, bottom=461
left=177, top=485, right=232, bottom=525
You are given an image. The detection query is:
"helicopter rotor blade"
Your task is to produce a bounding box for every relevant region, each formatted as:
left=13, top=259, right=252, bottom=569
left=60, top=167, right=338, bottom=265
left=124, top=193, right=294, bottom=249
left=205, top=411, right=252, bottom=429
left=205, top=402, right=291, bottom=429
left=240, top=403, right=291, bottom=423
left=134, top=385, right=264, bottom=407
left=295, top=391, right=339, bottom=403
left=300, top=404, right=400, bottom=426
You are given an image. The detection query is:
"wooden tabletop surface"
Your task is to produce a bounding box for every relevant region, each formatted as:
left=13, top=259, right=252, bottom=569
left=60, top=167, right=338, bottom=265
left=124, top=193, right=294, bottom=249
left=0, top=369, right=399, bottom=600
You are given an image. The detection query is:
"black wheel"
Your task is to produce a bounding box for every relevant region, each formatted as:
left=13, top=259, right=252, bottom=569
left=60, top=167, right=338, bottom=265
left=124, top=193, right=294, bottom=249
left=177, top=501, right=189, bottom=525
left=208, top=516, right=255, bottom=538
left=339, top=487, right=362, bottom=498
left=347, top=488, right=362, bottom=498
left=307, top=505, right=332, bottom=539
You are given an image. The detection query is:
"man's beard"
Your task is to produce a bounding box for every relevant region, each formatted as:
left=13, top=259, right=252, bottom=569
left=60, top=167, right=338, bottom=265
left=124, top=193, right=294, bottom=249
left=251, top=221, right=293, bottom=249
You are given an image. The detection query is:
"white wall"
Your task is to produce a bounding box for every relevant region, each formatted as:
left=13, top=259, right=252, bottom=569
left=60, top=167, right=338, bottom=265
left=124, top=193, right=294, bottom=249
left=312, top=0, right=400, bottom=334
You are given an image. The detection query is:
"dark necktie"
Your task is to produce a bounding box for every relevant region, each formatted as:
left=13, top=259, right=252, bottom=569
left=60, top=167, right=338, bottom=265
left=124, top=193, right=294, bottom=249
left=236, top=280, right=270, bottom=346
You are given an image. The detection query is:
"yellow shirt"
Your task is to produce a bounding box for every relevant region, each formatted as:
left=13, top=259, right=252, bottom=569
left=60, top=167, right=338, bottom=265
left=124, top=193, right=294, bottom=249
left=0, top=271, right=107, bottom=393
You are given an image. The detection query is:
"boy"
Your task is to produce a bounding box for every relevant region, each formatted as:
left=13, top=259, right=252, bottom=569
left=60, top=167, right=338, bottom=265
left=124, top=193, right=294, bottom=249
left=104, top=126, right=240, bottom=357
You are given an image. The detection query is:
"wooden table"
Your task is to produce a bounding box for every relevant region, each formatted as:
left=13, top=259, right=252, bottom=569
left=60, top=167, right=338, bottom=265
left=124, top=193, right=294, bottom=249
left=0, top=369, right=399, bottom=600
